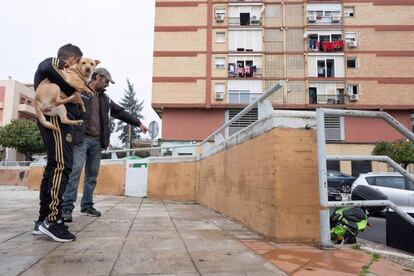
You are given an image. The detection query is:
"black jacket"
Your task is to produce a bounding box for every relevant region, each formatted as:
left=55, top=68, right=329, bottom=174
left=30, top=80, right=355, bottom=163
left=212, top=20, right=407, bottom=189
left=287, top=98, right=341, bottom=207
left=34, top=57, right=79, bottom=118
left=73, top=90, right=142, bottom=149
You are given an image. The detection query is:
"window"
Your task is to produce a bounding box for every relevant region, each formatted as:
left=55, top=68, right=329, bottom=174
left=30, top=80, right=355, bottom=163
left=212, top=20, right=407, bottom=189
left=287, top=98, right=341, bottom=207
left=316, top=11, right=323, bottom=19
left=324, top=11, right=333, bottom=17
left=325, top=116, right=343, bottom=141
left=227, top=109, right=258, bottom=136
left=345, top=32, right=357, bottom=43
left=317, top=60, right=326, bottom=77
left=327, top=161, right=340, bottom=171
left=215, top=57, right=225, bottom=69
left=215, top=7, right=226, bottom=17
left=228, top=30, right=263, bottom=52
left=309, top=87, right=317, bottom=104
left=20, top=97, right=25, bottom=104
left=215, top=83, right=225, bottom=94
left=344, top=6, right=355, bottom=17
left=216, top=32, right=225, bottom=43
left=351, top=161, right=371, bottom=176
left=215, top=83, right=225, bottom=100
left=317, top=59, right=335, bottom=77
left=331, top=34, right=342, bottom=41
left=347, top=57, right=357, bottom=68
left=347, top=84, right=359, bottom=95
left=406, top=177, right=414, bottom=191
left=374, top=176, right=406, bottom=190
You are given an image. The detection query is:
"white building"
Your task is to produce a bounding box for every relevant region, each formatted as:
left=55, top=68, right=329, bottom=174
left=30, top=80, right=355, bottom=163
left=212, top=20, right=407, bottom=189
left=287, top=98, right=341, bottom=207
left=0, top=79, right=36, bottom=161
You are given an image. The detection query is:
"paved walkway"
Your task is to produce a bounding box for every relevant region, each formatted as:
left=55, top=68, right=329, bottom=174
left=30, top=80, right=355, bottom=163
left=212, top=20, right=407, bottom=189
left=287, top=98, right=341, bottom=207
left=0, top=186, right=413, bottom=276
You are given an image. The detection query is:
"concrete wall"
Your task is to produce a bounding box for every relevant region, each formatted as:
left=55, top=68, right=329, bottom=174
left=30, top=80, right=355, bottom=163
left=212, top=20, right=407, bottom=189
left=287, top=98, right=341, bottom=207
left=27, top=160, right=126, bottom=196
left=147, top=159, right=196, bottom=200
left=147, top=111, right=320, bottom=242
left=196, top=128, right=319, bottom=242
left=0, top=168, right=29, bottom=186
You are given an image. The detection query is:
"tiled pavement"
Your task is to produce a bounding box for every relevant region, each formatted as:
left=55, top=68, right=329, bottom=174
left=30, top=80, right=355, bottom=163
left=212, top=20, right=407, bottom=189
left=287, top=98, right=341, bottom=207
left=0, top=186, right=413, bottom=276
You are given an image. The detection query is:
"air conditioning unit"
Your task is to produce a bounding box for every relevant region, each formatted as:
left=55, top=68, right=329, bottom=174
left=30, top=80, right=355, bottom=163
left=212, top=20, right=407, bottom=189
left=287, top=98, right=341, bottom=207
left=250, top=15, right=260, bottom=25
left=215, top=92, right=224, bottom=100
left=348, top=41, right=359, bottom=47
left=215, top=14, right=224, bottom=22
left=349, top=94, right=359, bottom=101
left=307, top=14, right=317, bottom=22
left=332, top=14, right=341, bottom=22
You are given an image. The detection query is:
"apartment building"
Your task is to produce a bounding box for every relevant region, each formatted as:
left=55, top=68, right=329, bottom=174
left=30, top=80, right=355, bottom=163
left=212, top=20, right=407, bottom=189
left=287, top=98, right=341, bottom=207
left=152, top=0, right=414, bottom=174
left=0, top=79, right=36, bottom=161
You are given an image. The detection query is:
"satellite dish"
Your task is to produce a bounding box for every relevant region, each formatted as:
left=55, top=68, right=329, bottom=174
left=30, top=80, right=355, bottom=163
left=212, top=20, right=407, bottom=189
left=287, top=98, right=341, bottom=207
left=148, top=121, right=159, bottom=139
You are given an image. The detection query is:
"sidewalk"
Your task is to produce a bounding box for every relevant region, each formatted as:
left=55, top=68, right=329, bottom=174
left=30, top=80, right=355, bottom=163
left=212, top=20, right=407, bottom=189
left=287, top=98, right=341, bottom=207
left=0, top=186, right=413, bottom=275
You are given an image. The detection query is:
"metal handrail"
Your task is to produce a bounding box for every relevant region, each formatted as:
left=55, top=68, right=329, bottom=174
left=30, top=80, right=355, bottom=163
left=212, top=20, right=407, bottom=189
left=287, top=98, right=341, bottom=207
left=0, top=161, right=32, bottom=167
left=103, top=81, right=285, bottom=155
left=317, top=108, right=414, bottom=248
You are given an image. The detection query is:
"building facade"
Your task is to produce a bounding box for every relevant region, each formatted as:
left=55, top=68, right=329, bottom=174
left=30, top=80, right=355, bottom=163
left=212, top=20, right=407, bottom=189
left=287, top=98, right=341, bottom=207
left=152, top=0, right=414, bottom=174
left=0, top=79, right=36, bottom=161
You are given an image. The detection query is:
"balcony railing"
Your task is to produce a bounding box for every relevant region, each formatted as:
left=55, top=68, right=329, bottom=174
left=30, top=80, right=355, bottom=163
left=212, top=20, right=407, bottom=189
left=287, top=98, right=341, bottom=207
left=307, top=14, right=342, bottom=24
left=228, top=64, right=262, bottom=78
left=228, top=16, right=262, bottom=26
left=228, top=92, right=262, bottom=104
left=309, top=40, right=344, bottom=52
left=309, top=94, right=345, bottom=105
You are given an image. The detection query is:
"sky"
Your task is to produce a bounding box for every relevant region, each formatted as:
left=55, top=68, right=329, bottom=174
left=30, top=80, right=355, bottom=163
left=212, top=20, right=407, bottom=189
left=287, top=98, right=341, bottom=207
left=0, top=0, right=158, bottom=147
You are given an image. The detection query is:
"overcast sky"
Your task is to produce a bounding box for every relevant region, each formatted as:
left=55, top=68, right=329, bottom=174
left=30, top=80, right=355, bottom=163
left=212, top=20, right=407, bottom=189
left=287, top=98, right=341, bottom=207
left=0, top=0, right=157, bottom=147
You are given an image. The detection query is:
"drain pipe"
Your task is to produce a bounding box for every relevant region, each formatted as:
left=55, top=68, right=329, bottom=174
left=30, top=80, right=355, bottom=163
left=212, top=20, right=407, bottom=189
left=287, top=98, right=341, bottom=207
left=316, top=108, right=331, bottom=248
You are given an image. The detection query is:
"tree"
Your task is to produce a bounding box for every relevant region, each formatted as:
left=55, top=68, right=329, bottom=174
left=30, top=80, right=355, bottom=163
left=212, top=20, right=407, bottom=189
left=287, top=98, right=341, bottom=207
left=115, top=79, right=144, bottom=148
left=372, top=140, right=414, bottom=169
left=109, top=117, right=117, bottom=134
left=0, top=120, right=45, bottom=160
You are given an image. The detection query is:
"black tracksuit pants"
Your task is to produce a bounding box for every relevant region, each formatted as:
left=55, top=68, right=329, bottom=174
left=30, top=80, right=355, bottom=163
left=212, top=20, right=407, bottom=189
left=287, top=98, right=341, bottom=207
left=37, top=116, right=73, bottom=222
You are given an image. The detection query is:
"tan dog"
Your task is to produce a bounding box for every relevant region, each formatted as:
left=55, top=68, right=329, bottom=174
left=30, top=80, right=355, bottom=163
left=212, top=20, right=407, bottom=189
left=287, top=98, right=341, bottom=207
left=35, top=58, right=100, bottom=131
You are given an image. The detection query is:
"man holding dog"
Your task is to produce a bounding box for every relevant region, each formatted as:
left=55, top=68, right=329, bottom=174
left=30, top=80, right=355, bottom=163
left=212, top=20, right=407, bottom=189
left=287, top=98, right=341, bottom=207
left=33, top=43, right=83, bottom=242
left=61, top=68, right=148, bottom=222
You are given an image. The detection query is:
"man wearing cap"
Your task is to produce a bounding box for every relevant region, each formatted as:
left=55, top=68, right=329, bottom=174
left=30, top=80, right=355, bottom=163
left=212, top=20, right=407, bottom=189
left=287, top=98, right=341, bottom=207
left=61, top=67, right=148, bottom=221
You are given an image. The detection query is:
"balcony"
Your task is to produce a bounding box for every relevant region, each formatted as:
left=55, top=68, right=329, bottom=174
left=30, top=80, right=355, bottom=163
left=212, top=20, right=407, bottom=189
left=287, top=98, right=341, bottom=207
left=18, top=103, right=36, bottom=116
left=228, top=16, right=262, bottom=26
left=228, top=64, right=262, bottom=78
left=307, top=12, right=342, bottom=25
left=309, top=40, right=344, bottom=52
left=228, top=91, right=262, bottom=104
left=309, top=94, right=345, bottom=105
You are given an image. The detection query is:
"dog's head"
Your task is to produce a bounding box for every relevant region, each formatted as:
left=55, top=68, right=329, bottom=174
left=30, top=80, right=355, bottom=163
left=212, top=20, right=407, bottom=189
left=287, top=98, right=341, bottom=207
left=75, top=58, right=100, bottom=77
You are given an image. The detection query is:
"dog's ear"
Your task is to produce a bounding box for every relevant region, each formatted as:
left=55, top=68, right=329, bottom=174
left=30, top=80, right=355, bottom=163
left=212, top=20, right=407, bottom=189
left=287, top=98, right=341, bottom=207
left=95, top=60, right=101, bottom=66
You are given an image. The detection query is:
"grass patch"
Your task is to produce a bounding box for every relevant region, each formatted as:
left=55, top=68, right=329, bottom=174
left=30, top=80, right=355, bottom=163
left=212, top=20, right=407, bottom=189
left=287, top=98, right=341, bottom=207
left=372, top=253, right=380, bottom=262
left=352, top=244, right=362, bottom=250
left=359, top=252, right=381, bottom=275
left=360, top=265, right=370, bottom=276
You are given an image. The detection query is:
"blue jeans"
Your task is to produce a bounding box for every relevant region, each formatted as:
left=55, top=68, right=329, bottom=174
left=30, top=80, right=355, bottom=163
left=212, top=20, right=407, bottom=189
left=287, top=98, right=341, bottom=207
left=62, top=137, right=101, bottom=212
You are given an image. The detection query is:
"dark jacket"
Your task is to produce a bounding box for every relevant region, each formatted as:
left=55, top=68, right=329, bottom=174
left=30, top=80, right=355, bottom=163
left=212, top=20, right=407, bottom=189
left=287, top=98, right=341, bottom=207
left=34, top=57, right=79, bottom=118
left=73, top=90, right=142, bottom=149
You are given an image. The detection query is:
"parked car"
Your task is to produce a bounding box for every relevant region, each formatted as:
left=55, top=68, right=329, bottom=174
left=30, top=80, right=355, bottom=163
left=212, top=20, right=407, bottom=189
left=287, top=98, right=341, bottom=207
left=327, top=170, right=356, bottom=192
left=328, top=187, right=342, bottom=201
left=351, top=172, right=414, bottom=210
